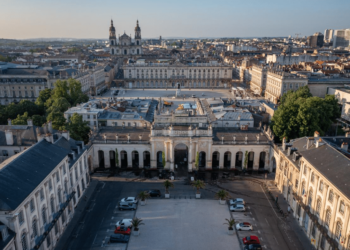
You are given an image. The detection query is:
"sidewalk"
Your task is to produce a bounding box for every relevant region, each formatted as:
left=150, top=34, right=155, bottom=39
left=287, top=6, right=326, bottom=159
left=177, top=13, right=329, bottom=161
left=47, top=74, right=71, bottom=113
left=266, top=180, right=316, bottom=250
left=55, top=179, right=99, bottom=250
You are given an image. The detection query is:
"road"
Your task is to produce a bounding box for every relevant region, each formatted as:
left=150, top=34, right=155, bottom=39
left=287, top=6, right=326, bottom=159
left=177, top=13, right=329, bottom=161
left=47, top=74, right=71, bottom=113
left=56, top=174, right=308, bottom=250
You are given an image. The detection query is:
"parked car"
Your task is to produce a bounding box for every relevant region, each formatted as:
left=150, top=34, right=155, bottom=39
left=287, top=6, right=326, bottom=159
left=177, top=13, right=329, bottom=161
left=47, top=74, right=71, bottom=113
left=115, top=219, right=132, bottom=228
left=236, top=222, right=253, bottom=231
left=114, top=226, right=131, bottom=235
left=118, top=202, right=137, bottom=211
left=229, top=198, right=245, bottom=205
left=230, top=204, right=246, bottom=212
left=244, top=244, right=262, bottom=250
left=243, top=236, right=260, bottom=245
left=121, top=197, right=138, bottom=204
left=146, top=190, right=161, bottom=197
left=192, top=94, right=196, bottom=97
left=109, top=234, right=130, bottom=243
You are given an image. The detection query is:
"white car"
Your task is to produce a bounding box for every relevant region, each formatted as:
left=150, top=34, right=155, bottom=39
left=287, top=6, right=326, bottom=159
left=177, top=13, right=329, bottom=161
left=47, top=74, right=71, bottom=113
left=229, top=198, right=245, bottom=205
left=236, top=222, right=253, bottom=231
left=115, top=219, right=132, bottom=228
left=121, top=197, right=138, bottom=204
left=230, top=204, right=246, bottom=212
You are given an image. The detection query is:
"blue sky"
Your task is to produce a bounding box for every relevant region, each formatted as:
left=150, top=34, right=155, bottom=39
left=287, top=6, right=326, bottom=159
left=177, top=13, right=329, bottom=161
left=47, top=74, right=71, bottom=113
left=1, top=0, right=349, bottom=39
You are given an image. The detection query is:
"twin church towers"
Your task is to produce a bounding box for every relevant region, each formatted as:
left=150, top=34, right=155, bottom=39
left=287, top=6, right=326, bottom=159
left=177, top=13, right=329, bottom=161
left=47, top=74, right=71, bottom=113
left=109, top=20, right=142, bottom=56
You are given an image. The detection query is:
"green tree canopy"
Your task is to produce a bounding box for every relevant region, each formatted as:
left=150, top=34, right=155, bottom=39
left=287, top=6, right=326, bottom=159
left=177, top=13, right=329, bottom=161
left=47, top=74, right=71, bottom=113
left=12, top=112, right=30, bottom=125
left=35, top=88, right=52, bottom=107
left=271, top=87, right=340, bottom=141
left=66, top=113, right=90, bottom=144
left=47, top=111, right=66, bottom=130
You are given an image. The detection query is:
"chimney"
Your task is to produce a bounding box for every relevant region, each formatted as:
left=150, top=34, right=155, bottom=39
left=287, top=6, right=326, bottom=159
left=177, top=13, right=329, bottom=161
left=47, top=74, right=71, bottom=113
left=287, top=146, right=291, bottom=156
left=45, top=133, right=54, bottom=143
left=282, top=137, right=286, bottom=151
left=341, top=142, right=348, bottom=151
left=316, top=138, right=322, bottom=148
left=27, top=119, right=33, bottom=126
left=5, top=130, right=14, bottom=145
left=43, top=123, right=48, bottom=134
left=306, top=138, right=311, bottom=149
left=47, top=120, right=53, bottom=133
left=7, top=119, right=11, bottom=126
left=314, top=131, right=320, bottom=142
left=62, top=131, right=70, bottom=140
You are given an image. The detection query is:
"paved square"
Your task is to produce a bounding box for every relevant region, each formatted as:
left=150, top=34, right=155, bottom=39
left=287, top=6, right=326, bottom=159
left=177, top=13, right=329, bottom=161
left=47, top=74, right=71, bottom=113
left=127, top=199, right=240, bottom=250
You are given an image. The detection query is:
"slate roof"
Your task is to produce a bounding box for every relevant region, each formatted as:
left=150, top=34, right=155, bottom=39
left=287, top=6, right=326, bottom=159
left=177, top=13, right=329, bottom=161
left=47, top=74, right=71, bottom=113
left=302, top=144, right=350, bottom=199
left=0, top=125, right=38, bottom=146
left=0, top=223, right=15, bottom=250
left=0, top=140, right=70, bottom=211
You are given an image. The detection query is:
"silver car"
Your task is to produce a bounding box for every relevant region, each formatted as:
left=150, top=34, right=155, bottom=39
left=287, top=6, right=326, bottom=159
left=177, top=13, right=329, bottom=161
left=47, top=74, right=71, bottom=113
left=229, top=198, right=245, bottom=205
left=230, top=204, right=246, bottom=212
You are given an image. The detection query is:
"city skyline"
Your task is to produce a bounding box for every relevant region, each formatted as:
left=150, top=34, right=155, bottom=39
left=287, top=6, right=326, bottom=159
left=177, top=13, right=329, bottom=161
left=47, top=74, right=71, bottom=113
left=1, top=0, right=350, bottom=39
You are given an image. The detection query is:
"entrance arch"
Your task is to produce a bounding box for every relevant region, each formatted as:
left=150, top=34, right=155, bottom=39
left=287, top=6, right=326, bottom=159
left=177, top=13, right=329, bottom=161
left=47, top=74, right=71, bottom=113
left=120, top=151, right=128, bottom=168
left=132, top=151, right=139, bottom=168
left=98, top=150, right=105, bottom=168
left=235, top=151, right=243, bottom=167
left=199, top=151, right=206, bottom=169
left=224, top=152, right=231, bottom=169
left=109, top=150, right=116, bottom=169
left=143, top=151, right=150, bottom=168
left=259, top=152, right=266, bottom=169
left=212, top=151, right=220, bottom=169
left=247, top=152, right=254, bottom=169
left=174, top=143, right=188, bottom=170
left=272, top=157, right=276, bottom=173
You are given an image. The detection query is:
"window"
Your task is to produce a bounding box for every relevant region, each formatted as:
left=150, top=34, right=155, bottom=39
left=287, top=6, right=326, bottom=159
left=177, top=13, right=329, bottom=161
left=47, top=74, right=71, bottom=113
left=50, top=197, right=55, bottom=214
left=316, top=199, right=321, bottom=216
left=75, top=167, right=78, bottom=180
left=48, top=180, right=52, bottom=191
left=79, top=161, right=82, bottom=175
left=339, top=201, right=345, bottom=214
left=46, top=233, right=51, bottom=247
left=319, top=181, right=324, bottom=192
left=2, top=150, right=8, bottom=156
left=325, top=209, right=331, bottom=227
left=311, top=223, right=316, bottom=237
left=295, top=179, right=299, bottom=189
left=56, top=172, right=60, bottom=182
left=70, top=173, right=73, bottom=187
left=54, top=223, right=58, bottom=235
left=320, top=235, right=326, bottom=249
left=64, top=181, right=68, bottom=194
left=311, top=173, right=315, bottom=183
left=42, top=207, right=47, bottom=224
left=61, top=211, right=66, bottom=224
left=335, top=221, right=342, bottom=240
left=328, top=190, right=334, bottom=203
left=40, top=188, right=44, bottom=201
left=30, top=199, right=35, bottom=212
left=63, top=164, right=66, bottom=175
left=18, top=211, right=24, bottom=225
left=32, top=219, right=38, bottom=238
left=308, top=190, right=313, bottom=206
left=303, top=166, right=307, bottom=175
left=21, top=232, right=28, bottom=250
left=58, top=188, right=62, bottom=204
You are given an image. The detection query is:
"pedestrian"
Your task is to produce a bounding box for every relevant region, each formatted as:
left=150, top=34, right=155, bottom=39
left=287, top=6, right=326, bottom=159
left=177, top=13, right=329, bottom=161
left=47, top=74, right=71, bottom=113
left=275, top=195, right=279, bottom=204
left=287, top=205, right=291, bottom=213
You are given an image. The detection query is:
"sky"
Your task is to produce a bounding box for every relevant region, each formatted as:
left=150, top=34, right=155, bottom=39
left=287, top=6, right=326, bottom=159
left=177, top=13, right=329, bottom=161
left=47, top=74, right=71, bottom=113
left=1, top=0, right=350, bottom=39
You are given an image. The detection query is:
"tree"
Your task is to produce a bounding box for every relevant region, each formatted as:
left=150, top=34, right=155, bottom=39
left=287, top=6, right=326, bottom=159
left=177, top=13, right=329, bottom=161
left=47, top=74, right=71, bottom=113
left=224, top=218, right=236, bottom=230
left=12, top=112, right=30, bottom=125
left=35, top=89, right=52, bottom=107
left=131, top=217, right=144, bottom=231
left=115, top=149, right=119, bottom=167
left=215, top=190, right=230, bottom=200
left=137, top=191, right=150, bottom=202
left=47, top=111, right=66, bottom=130
left=163, top=180, right=174, bottom=194
left=47, top=97, right=71, bottom=113
left=191, top=180, right=205, bottom=194
left=195, top=152, right=199, bottom=170
left=271, top=87, right=340, bottom=141
left=66, top=113, right=90, bottom=144
left=32, top=115, right=46, bottom=126
left=162, top=151, right=166, bottom=168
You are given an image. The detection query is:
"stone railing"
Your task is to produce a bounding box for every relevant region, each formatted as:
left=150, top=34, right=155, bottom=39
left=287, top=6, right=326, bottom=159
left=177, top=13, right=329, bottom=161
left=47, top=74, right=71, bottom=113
left=151, top=128, right=213, bottom=137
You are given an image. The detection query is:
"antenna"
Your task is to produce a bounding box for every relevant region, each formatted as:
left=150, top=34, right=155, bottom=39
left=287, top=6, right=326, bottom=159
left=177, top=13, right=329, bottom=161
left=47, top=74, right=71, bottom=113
left=295, top=33, right=301, bottom=39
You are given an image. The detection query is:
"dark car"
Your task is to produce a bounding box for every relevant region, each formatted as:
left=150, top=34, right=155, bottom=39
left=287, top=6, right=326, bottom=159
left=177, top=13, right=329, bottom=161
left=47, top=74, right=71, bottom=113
left=146, top=190, right=161, bottom=197
left=243, top=236, right=260, bottom=245
left=109, top=233, right=130, bottom=243
left=244, top=244, right=262, bottom=250
left=118, top=202, right=137, bottom=211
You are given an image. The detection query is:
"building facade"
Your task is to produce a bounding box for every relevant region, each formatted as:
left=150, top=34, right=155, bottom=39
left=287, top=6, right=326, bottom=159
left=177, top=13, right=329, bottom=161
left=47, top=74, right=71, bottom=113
left=109, top=20, right=143, bottom=56
left=333, top=29, right=350, bottom=49
left=123, top=61, right=233, bottom=89
left=275, top=133, right=350, bottom=250
left=250, top=65, right=267, bottom=95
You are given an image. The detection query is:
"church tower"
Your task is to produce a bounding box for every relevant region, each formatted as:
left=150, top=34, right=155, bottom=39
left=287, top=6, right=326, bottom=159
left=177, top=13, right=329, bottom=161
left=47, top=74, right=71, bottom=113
left=134, top=20, right=141, bottom=46
left=109, top=20, right=116, bottom=55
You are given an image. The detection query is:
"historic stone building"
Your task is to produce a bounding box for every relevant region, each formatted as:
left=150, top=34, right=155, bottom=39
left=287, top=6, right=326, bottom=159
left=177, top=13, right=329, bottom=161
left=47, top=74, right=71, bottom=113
left=109, top=20, right=143, bottom=56
left=123, top=60, right=233, bottom=89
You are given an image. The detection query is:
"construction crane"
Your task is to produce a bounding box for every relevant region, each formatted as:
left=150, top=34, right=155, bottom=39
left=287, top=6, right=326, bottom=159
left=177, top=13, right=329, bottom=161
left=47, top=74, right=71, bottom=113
left=295, top=33, right=301, bottom=39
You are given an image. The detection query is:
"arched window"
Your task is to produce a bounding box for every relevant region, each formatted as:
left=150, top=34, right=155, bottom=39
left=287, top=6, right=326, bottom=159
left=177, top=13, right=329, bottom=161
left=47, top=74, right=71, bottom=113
left=21, top=232, right=28, bottom=250
left=335, top=221, right=342, bottom=240
left=42, top=207, right=47, bottom=224
left=308, top=189, right=313, bottom=206
left=58, top=188, right=62, bottom=204
left=50, top=197, right=55, bottom=214
left=311, top=172, right=315, bottom=183
left=319, top=181, right=324, bottom=192
left=328, top=190, right=334, bottom=203
left=325, top=209, right=331, bottom=227
left=316, top=199, right=321, bottom=216
left=32, top=219, right=38, bottom=238
left=339, top=201, right=345, bottom=214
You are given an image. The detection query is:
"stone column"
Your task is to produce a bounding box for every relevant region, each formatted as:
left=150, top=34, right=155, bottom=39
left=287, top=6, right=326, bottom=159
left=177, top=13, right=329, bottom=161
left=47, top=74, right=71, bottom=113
left=170, top=141, right=174, bottom=171
left=207, top=141, right=212, bottom=169
left=127, top=151, right=132, bottom=168
left=329, top=194, right=340, bottom=237
left=264, top=151, right=269, bottom=171
left=151, top=141, right=156, bottom=168
left=219, top=151, right=224, bottom=169
left=253, top=151, right=260, bottom=170
left=320, top=184, right=329, bottom=222
left=139, top=151, right=143, bottom=168
left=188, top=139, right=193, bottom=172
left=164, top=142, right=168, bottom=169
left=341, top=205, right=350, bottom=248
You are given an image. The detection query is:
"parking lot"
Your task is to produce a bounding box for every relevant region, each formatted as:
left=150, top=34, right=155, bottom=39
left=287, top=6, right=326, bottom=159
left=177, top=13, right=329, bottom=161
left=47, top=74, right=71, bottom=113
left=128, top=199, right=240, bottom=250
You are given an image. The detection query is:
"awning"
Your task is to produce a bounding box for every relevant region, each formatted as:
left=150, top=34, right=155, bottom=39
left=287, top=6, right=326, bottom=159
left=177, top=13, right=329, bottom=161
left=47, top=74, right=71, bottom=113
left=32, top=191, right=76, bottom=250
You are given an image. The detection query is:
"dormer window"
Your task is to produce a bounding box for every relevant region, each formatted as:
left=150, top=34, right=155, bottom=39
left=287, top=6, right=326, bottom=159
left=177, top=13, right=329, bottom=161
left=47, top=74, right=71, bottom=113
left=0, top=226, right=9, bottom=241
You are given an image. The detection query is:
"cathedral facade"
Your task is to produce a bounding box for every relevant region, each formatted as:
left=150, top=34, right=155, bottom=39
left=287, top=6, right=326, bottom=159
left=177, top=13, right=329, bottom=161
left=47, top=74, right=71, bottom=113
left=109, top=20, right=143, bottom=56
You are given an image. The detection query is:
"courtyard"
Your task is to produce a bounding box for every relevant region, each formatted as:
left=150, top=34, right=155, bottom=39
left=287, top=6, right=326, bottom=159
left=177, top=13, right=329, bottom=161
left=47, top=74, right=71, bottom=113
left=127, top=199, right=240, bottom=250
